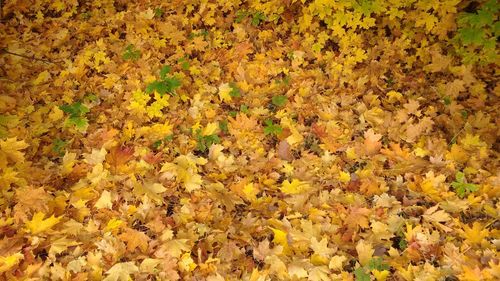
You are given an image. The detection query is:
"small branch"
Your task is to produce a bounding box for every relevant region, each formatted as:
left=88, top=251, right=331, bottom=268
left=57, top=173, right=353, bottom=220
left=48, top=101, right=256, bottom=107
left=1, top=48, right=62, bottom=65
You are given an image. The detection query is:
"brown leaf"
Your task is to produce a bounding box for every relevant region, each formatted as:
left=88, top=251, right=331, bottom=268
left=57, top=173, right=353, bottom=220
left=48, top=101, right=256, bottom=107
left=119, top=228, right=150, bottom=253
left=106, top=145, right=134, bottom=173
left=277, top=140, right=293, bottom=161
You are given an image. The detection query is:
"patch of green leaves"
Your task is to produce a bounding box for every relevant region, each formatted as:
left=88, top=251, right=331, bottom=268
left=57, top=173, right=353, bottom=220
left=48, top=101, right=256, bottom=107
left=234, top=10, right=266, bottom=26
left=195, top=129, right=220, bottom=153
left=263, top=119, right=282, bottom=136
left=240, top=104, right=249, bottom=114
left=271, top=95, right=287, bottom=107
left=59, top=102, right=89, bottom=131
left=178, top=57, right=190, bottom=70
left=354, top=267, right=370, bottom=281
left=146, top=65, right=181, bottom=96
left=154, top=7, right=164, bottom=18
left=454, top=0, right=499, bottom=64
left=219, top=120, right=229, bottom=134
left=122, top=44, right=141, bottom=61
left=354, top=258, right=390, bottom=281
left=452, top=171, right=479, bottom=198
left=152, top=134, right=174, bottom=150
left=229, top=82, right=241, bottom=98
left=251, top=12, right=266, bottom=26
left=235, top=10, right=249, bottom=23
left=52, top=139, right=67, bottom=156
left=188, top=29, right=209, bottom=40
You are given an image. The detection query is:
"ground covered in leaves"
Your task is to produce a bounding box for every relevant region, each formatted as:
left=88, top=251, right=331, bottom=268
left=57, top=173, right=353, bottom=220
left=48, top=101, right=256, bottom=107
left=0, top=0, right=499, bottom=280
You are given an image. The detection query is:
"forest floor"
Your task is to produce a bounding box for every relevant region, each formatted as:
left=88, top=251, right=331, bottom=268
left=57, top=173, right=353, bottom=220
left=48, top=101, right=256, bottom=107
left=0, top=0, right=499, bottom=280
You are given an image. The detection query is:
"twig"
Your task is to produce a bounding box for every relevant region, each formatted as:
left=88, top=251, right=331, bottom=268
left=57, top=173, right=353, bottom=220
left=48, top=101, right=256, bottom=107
left=448, top=126, right=465, bottom=146
left=1, top=48, right=62, bottom=65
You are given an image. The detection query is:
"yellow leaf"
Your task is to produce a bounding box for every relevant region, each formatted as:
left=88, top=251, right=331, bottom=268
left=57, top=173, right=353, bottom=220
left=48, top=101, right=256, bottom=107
left=355, top=239, right=373, bottom=266
left=372, top=269, right=390, bottom=281
left=178, top=252, right=197, bottom=272
left=103, top=262, right=138, bottom=281
left=49, top=105, right=64, bottom=121
left=338, top=171, right=351, bottom=183
left=270, top=227, right=289, bottom=253
left=105, top=218, right=124, bottom=232
left=202, top=122, right=219, bottom=136
left=461, top=222, right=489, bottom=245
left=94, top=190, right=113, bottom=209
left=33, top=70, right=51, bottom=85
left=461, top=134, right=487, bottom=150
left=288, top=262, right=308, bottom=278
left=61, top=152, right=77, bottom=175
left=329, top=255, right=347, bottom=271
left=139, top=258, right=161, bottom=273
left=25, top=212, right=62, bottom=234
left=218, top=83, right=232, bottom=103
left=281, top=179, right=311, bottom=195
left=0, top=137, right=29, bottom=164
left=161, top=239, right=191, bottom=258
left=49, top=236, right=81, bottom=258
left=311, top=237, right=335, bottom=258
left=243, top=182, right=258, bottom=202
left=386, top=91, right=403, bottom=103
left=0, top=252, right=23, bottom=273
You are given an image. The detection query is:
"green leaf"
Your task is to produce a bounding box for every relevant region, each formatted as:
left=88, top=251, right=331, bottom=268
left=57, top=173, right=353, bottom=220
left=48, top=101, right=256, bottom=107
left=451, top=171, right=479, bottom=198
left=67, top=116, right=88, bottom=130
left=154, top=8, right=164, bottom=18
left=52, top=139, right=67, bottom=156
left=195, top=130, right=221, bottom=152
left=146, top=76, right=181, bottom=96
left=229, top=82, right=241, bottom=97
left=263, top=119, right=282, bottom=136
left=271, top=95, right=287, bottom=107
left=240, top=104, right=249, bottom=114
left=235, top=10, right=248, bottom=23
left=160, top=65, right=171, bottom=79
left=251, top=12, right=266, bottom=26
left=367, top=258, right=390, bottom=271
left=219, top=120, right=229, bottom=133
left=122, top=44, right=141, bottom=61
left=458, top=27, right=485, bottom=45
left=354, top=267, right=370, bottom=281
left=60, top=102, right=89, bottom=118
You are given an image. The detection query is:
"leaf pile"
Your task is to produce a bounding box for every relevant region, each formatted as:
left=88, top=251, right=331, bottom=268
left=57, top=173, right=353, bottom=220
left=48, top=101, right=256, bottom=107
left=0, top=0, right=498, bottom=280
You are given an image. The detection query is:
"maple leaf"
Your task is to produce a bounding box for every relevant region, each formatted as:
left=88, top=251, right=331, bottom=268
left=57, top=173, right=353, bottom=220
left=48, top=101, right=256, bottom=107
left=103, top=262, right=138, bottom=281
left=106, top=145, right=134, bottom=173
left=345, top=207, right=371, bottom=229
left=311, top=237, right=336, bottom=258
left=25, top=212, right=62, bottom=234
left=423, top=205, right=452, bottom=232
left=0, top=252, right=23, bottom=273
left=119, top=228, right=150, bottom=253
left=451, top=171, right=479, bottom=198
left=356, top=240, right=374, bottom=266
left=49, top=236, right=81, bottom=258
left=460, top=222, right=489, bottom=245
left=270, top=227, right=290, bottom=253
left=0, top=137, right=29, bottom=167
left=363, top=128, right=382, bottom=155
left=94, top=190, right=113, bottom=209
left=280, top=179, right=311, bottom=195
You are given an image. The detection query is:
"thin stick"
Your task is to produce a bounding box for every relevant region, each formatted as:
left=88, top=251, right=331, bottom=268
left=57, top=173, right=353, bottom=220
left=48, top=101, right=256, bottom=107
left=1, top=48, right=61, bottom=65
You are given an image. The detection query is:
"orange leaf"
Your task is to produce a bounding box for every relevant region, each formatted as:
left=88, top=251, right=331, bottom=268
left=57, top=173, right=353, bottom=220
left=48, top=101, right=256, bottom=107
left=119, top=228, right=150, bottom=253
